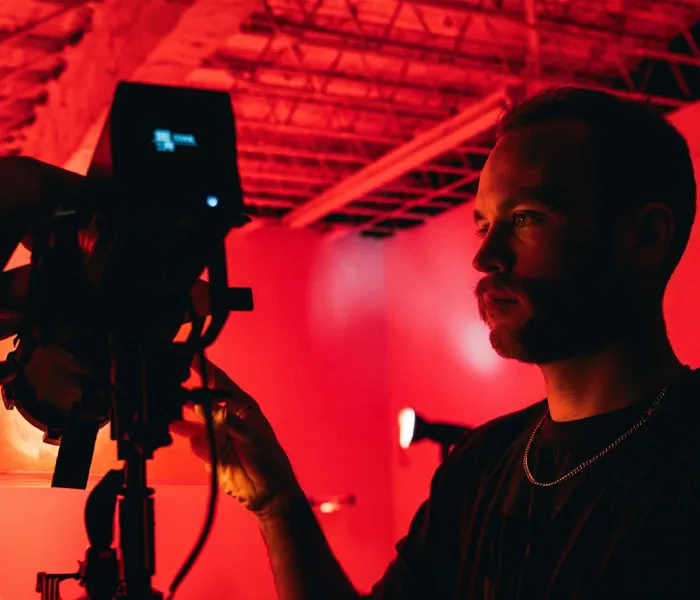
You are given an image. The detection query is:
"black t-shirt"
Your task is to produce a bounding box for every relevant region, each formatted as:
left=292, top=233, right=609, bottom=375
left=369, top=369, right=700, bottom=599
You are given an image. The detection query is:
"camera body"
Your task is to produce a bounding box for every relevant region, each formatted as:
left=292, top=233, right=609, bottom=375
left=84, top=82, right=246, bottom=317
left=1, top=82, right=250, bottom=490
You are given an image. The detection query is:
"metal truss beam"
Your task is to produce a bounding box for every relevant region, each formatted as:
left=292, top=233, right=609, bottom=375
left=246, top=195, right=410, bottom=218
left=406, top=0, right=673, bottom=46
left=241, top=166, right=337, bottom=185
left=405, top=1, right=700, bottom=102
left=240, top=6, right=694, bottom=108
left=283, top=90, right=506, bottom=228
left=232, top=79, right=452, bottom=120
left=407, top=1, right=700, bottom=70
left=242, top=180, right=472, bottom=201
left=215, top=52, right=478, bottom=116
left=239, top=143, right=476, bottom=175
left=210, top=48, right=477, bottom=146
left=238, top=142, right=372, bottom=165
left=237, top=118, right=410, bottom=146
left=329, top=170, right=481, bottom=240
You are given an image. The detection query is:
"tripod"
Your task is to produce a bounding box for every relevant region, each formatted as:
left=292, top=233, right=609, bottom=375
left=37, top=335, right=198, bottom=600
left=35, top=274, right=253, bottom=599
left=37, top=337, right=226, bottom=600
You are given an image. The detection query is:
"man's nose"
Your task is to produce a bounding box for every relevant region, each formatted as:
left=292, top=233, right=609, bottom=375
left=472, top=228, right=512, bottom=274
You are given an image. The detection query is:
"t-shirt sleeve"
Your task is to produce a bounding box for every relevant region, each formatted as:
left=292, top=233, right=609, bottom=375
left=362, top=408, right=533, bottom=599
left=364, top=500, right=433, bottom=599
left=363, top=446, right=466, bottom=599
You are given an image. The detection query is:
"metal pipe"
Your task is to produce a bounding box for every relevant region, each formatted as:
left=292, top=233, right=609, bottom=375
left=283, top=91, right=506, bottom=228
left=332, top=172, right=480, bottom=239
left=524, top=0, right=542, bottom=81
left=239, top=146, right=475, bottom=175
left=238, top=119, right=408, bottom=146
left=232, top=78, right=454, bottom=119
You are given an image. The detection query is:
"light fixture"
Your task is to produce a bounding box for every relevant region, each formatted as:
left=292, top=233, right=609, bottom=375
left=398, top=407, right=472, bottom=461
left=308, top=494, right=356, bottom=514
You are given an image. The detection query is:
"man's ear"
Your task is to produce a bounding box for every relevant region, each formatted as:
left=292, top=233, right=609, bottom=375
left=625, top=202, right=675, bottom=273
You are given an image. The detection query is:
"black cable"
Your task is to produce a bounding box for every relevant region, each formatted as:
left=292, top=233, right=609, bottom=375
left=166, top=313, right=220, bottom=598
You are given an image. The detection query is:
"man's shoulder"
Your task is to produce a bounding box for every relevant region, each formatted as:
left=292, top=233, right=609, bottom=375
left=426, top=400, right=546, bottom=497
left=448, top=400, right=545, bottom=465
left=463, top=400, right=545, bottom=443
left=476, top=400, right=546, bottom=436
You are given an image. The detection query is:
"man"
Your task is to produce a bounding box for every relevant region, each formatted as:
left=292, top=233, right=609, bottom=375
left=172, top=88, right=700, bottom=598
left=177, top=86, right=700, bottom=599
left=3, top=86, right=699, bottom=598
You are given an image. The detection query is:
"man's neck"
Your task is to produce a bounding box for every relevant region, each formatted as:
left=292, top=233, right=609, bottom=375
left=540, top=323, right=686, bottom=422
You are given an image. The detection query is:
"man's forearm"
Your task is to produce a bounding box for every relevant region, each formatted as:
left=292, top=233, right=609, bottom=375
left=195, top=359, right=362, bottom=598
left=258, top=497, right=361, bottom=600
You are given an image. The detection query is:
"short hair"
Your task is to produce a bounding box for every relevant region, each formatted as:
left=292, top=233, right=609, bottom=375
left=497, top=87, right=697, bottom=280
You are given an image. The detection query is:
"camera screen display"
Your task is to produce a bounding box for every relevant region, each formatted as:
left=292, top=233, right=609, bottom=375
left=152, top=129, right=198, bottom=153
left=89, top=82, right=243, bottom=217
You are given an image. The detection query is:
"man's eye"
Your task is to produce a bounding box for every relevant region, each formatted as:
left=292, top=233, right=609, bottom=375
left=513, top=211, right=544, bottom=227
left=475, top=212, right=544, bottom=237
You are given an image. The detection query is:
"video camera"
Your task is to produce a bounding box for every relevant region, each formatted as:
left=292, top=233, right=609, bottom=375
left=0, top=82, right=253, bottom=599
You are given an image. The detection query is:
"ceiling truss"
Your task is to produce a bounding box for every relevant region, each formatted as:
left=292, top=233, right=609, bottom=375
left=2, top=0, right=700, bottom=239
left=214, top=0, right=700, bottom=237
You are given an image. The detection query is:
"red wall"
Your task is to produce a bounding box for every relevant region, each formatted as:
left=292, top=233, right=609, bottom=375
left=0, top=227, right=393, bottom=599
left=384, top=201, right=545, bottom=539
left=383, top=104, right=700, bottom=543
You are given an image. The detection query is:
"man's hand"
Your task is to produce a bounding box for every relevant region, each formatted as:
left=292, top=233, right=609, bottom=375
left=174, top=364, right=362, bottom=600
left=171, top=364, right=306, bottom=520
left=0, top=157, right=84, bottom=267
left=0, top=157, right=85, bottom=376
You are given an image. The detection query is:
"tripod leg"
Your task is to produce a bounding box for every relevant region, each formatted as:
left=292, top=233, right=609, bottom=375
left=120, top=455, right=161, bottom=599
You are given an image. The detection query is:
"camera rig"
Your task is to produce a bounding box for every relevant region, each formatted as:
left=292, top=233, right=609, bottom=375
left=0, top=82, right=252, bottom=599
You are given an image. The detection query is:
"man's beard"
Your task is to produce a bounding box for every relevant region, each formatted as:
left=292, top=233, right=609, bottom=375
left=477, top=267, right=643, bottom=365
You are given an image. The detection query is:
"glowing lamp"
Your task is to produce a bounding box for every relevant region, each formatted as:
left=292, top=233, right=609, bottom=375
left=398, top=407, right=472, bottom=461
left=309, top=494, right=356, bottom=514
left=398, top=408, right=416, bottom=449
left=319, top=501, right=338, bottom=514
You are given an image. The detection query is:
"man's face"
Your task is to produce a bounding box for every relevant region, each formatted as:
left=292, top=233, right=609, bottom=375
left=473, top=119, right=639, bottom=364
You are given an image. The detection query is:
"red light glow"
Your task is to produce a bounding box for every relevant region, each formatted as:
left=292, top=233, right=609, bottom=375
left=319, top=500, right=340, bottom=514
left=398, top=408, right=416, bottom=449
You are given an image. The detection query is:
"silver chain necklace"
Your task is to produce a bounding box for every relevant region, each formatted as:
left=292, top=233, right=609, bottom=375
left=523, top=366, right=691, bottom=487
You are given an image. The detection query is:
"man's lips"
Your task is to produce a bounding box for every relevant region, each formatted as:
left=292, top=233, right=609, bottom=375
left=481, top=293, right=521, bottom=317
left=482, top=292, right=519, bottom=303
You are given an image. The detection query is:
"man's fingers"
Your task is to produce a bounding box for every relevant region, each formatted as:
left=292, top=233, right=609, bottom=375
left=0, top=157, right=82, bottom=217
left=171, top=413, right=253, bottom=463
left=218, top=412, right=256, bottom=443
left=218, top=390, right=261, bottom=420
left=189, top=428, right=248, bottom=469
left=176, top=405, right=254, bottom=437
left=193, top=403, right=226, bottom=423
left=193, top=391, right=260, bottom=424
left=0, top=158, right=85, bottom=269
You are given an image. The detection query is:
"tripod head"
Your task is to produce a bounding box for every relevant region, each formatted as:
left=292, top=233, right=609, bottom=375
left=0, top=82, right=253, bottom=599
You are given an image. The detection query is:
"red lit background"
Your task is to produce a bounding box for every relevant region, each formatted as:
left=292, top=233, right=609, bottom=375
left=1, top=1, right=700, bottom=598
